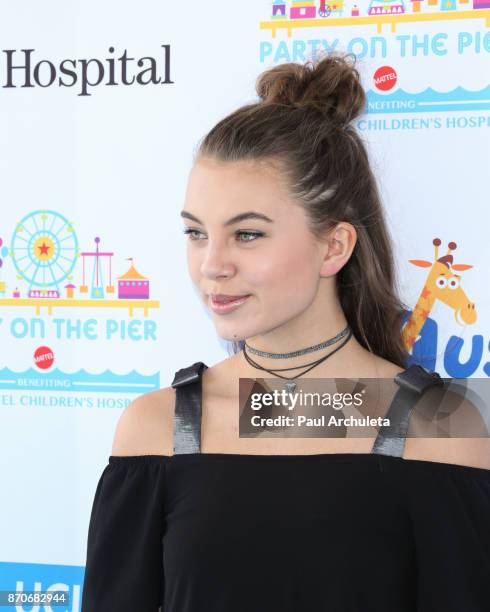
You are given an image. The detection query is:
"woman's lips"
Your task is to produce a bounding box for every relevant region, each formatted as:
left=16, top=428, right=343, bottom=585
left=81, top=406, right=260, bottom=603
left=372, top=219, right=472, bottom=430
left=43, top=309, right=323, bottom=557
left=209, top=294, right=251, bottom=314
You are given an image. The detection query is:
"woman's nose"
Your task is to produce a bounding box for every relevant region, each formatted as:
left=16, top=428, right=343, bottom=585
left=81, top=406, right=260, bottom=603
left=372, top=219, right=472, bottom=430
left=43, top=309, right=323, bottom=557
left=200, top=243, right=236, bottom=279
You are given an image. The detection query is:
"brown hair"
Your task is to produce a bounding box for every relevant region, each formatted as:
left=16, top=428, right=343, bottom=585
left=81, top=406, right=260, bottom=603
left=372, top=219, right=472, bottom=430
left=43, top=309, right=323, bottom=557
left=195, top=51, right=409, bottom=368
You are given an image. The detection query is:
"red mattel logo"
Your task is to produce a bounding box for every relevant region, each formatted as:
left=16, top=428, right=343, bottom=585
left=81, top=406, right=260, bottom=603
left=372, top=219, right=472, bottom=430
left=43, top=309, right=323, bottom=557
left=34, top=346, right=54, bottom=370
left=373, top=66, right=397, bottom=92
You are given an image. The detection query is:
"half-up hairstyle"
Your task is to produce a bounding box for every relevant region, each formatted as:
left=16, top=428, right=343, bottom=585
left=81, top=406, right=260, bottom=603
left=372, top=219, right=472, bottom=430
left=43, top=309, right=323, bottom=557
left=195, top=51, right=410, bottom=368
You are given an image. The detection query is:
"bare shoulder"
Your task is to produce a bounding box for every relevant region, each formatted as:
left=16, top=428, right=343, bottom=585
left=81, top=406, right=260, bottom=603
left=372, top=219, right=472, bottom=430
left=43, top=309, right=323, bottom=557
left=370, top=356, right=404, bottom=378
left=110, top=356, right=234, bottom=457
left=111, top=386, right=176, bottom=457
left=406, top=387, right=490, bottom=470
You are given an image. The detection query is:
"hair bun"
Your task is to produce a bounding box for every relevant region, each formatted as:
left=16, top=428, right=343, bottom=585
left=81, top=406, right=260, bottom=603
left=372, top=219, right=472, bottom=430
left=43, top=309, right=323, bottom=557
left=256, top=52, right=365, bottom=127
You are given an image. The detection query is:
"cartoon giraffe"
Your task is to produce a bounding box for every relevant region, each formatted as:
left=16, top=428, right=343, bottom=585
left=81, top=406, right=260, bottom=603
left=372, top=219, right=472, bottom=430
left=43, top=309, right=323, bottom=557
left=402, top=238, right=476, bottom=352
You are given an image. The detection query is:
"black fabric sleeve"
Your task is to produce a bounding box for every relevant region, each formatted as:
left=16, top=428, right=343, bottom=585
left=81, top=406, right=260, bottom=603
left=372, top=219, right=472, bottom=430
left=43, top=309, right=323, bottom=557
left=81, top=456, right=169, bottom=612
left=390, top=459, right=490, bottom=612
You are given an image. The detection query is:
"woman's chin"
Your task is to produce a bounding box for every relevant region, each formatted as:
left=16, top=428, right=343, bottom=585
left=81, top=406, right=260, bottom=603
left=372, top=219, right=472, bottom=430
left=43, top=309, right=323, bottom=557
left=214, top=328, right=246, bottom=343
left=221, top=334, right=245, bottom=343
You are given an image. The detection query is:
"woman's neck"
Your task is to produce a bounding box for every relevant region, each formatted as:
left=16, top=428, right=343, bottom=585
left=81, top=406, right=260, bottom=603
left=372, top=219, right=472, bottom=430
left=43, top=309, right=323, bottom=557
left=234, top=334, right=383, bottom=380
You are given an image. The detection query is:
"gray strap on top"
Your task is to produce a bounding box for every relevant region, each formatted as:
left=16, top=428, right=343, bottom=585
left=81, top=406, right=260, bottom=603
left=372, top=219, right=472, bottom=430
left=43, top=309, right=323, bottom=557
left=371, top=364, right=444, bottom=458
left=171, top=361, right=208, bottom=454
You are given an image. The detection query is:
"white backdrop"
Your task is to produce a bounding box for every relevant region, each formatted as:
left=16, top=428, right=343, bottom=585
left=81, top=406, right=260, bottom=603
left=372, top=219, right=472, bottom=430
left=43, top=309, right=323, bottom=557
left=0, top=1, right=489, bottom=610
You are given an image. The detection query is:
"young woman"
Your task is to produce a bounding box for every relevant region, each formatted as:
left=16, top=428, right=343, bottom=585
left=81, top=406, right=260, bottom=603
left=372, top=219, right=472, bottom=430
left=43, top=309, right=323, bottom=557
left=81, top=53, right=490, bottom=611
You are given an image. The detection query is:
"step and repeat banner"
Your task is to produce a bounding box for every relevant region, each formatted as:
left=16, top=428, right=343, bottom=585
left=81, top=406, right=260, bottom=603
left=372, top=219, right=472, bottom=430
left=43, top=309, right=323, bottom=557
left=0, top=1, right=488, bottom=610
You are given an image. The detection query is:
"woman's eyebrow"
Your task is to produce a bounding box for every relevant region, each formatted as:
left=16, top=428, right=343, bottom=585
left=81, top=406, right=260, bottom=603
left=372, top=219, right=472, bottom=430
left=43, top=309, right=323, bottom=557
left=180, top=210, right=273, bottom=226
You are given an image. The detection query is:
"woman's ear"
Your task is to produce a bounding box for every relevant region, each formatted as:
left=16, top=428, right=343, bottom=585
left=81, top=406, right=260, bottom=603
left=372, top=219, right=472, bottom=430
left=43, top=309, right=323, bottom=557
left=319, top=223, right=357, bottom=278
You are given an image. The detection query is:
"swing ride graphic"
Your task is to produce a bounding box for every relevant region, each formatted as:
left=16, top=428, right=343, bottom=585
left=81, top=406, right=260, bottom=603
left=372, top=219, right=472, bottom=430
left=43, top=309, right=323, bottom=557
left=0, top=210, right=159, bottom=316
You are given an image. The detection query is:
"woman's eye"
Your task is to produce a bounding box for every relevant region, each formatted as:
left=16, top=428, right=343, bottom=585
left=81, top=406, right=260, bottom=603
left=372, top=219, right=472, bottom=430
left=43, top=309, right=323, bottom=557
left=182, top=228, right=263, bottom=243
left=236, top=231, right=263, bottom=242
left=182, top=228, right=204, bottom=240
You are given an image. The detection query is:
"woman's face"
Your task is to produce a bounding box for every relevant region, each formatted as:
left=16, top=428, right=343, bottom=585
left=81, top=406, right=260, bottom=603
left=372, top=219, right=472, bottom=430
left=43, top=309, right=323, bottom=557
left=181, top=156, right=336, bottom=343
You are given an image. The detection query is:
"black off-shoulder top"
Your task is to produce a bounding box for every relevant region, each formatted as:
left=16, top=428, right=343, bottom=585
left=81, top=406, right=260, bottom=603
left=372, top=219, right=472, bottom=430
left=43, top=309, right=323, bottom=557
left=81, top=362, right=490, bottom=612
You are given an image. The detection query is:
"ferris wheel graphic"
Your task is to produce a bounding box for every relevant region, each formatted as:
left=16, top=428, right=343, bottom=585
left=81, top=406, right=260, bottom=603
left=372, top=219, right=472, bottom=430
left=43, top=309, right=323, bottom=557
left=10, top=210, right=79, bottom=298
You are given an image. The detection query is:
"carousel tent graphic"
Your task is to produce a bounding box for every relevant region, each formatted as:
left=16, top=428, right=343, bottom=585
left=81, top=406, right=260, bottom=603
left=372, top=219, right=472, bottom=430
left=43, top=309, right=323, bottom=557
left=117, top=259, right=150, bottom=300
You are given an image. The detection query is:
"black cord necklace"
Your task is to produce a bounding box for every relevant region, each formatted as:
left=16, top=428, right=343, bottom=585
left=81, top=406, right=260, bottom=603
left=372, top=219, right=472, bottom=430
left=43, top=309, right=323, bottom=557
left=242, top=328, right=353, bottom=393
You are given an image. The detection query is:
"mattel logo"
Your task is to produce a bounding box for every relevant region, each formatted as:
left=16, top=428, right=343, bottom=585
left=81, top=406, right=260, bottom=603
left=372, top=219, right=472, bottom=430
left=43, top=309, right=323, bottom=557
left=34, top=346, right=54, bottom=370
left=373, top=66, right=398, bottom=92
left=1, top=45, right=173, bottom=97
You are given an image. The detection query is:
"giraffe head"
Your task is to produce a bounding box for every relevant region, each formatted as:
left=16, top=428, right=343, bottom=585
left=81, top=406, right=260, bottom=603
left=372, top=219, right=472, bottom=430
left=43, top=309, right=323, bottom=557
left=409, top=238, right=476, bottom=325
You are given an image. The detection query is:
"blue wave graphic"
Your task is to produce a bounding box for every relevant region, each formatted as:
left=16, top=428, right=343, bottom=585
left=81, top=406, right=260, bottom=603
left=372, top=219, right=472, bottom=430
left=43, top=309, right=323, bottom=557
left=366, top=85, right=490, bottom=113
left=0, top=367, right=160, bottom=393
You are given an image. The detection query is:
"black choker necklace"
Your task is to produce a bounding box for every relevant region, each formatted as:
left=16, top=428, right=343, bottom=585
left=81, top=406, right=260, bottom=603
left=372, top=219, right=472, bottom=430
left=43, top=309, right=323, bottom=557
left=242, top=325, right=352, bottom=393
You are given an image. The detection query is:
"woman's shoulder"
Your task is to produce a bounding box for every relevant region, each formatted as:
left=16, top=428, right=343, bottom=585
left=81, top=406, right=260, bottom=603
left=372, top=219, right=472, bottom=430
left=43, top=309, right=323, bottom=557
left=110, top=357, right=231, bottom=457
left=405, top=389, right=490, bottom=471
left=111, top=386, right=177, bottom=457
left=405, top=375, right=490, bottom=471
left=371, top=358, right=489, bottom=471
left=368, top=355, right=405, bottom=378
